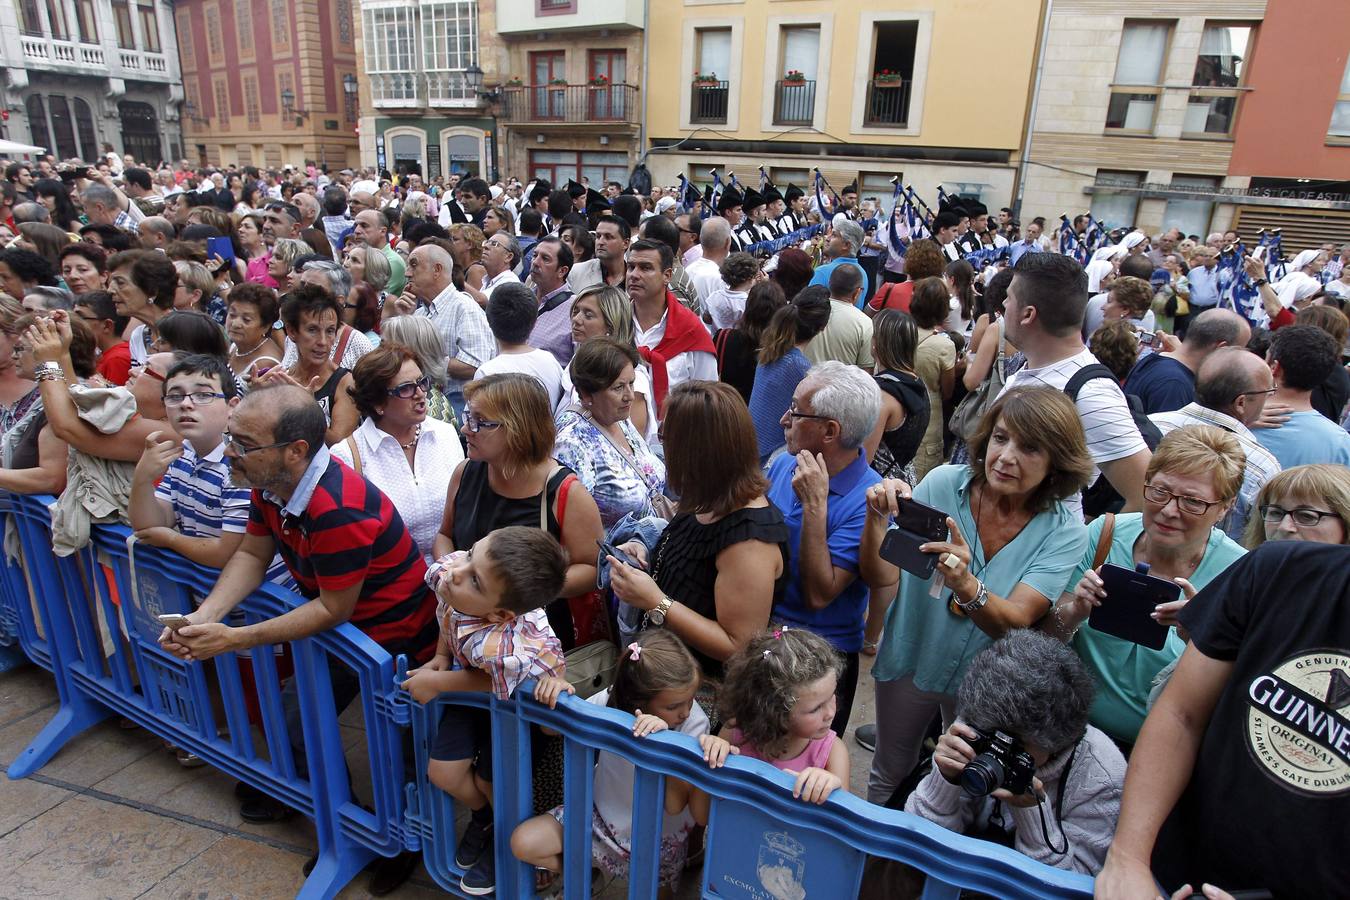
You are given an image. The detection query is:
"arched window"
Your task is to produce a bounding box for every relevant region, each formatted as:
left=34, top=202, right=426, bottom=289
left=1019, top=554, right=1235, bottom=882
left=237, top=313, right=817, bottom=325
left=73, top=98, right=97, bottom=163
left=26, top=95, right=49, bottom=153
left=48, top=95, right=78, bottom=160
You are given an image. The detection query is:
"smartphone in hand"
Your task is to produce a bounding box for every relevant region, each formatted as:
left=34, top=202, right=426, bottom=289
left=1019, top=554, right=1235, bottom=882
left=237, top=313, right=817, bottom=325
left=157, top=613, right=193, bottom=632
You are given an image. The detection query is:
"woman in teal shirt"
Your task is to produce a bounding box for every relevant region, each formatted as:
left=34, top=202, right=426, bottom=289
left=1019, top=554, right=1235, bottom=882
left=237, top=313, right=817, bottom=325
left=1046, top=425, right=1247, bottom=747
left=859, top=387, right=1092, bottom=805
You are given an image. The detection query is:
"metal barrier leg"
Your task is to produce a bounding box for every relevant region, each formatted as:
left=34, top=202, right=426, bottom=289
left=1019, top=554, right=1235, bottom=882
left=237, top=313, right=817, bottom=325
left=6, top=688, right=111, bottom=778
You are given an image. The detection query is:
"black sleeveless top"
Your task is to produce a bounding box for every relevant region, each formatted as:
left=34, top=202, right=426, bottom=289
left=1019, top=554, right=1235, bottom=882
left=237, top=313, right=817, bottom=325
left=313, top=367, right=349, bottom=426
left=872, top=369, right=930, bottom=478
left=8, top=408, right=47, bottom=470
left=451, top=461, right=576, bottom=645
left=650, top=504, right=789, bottom=677
left=714, top=328, right=758, bottom=405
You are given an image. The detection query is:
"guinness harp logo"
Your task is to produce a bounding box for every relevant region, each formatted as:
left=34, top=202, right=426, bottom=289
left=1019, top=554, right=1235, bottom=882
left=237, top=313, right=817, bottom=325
left=1245, top=650, right=1350, bottom=797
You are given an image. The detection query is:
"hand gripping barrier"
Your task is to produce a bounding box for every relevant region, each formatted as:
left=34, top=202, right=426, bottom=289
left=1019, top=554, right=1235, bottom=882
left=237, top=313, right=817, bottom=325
left=3, top=486, right=1094, bottom=899
left=397, top=668, right=1096, bottom=899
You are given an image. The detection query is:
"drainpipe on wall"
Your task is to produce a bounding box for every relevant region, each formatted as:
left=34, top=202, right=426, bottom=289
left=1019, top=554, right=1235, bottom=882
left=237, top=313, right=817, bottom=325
left=637, top=0, right=650, bottom=176
left=1013, top=0, right=1054, bottom=218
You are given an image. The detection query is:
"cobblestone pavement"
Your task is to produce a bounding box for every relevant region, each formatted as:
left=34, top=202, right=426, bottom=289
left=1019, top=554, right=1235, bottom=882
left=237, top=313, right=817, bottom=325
left=0, top=656, right=876, bottom=898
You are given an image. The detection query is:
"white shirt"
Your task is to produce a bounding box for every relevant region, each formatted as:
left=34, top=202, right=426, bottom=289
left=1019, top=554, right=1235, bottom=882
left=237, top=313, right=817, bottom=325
left=1000, top=347, right=1149, bottom=520
left=633, top=308, right=718, bottom=389
left=682, top=244, right=703, bottom=267
left=475, top=348, right=565, bottom=411
left=417, top=282, right=496, bottom=396
left=482, top=267, right=522, bottom=299
left=685, top=256, right=723, bottom=304
left=329, top=415, right=464, bottom=565
left=705, top=286, right=748, bottom=331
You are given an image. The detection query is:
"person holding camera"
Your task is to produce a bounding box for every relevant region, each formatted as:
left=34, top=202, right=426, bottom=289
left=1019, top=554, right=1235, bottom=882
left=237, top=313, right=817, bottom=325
left=905, top=630, right=1125, bottom=875
left=858, top=387, right=1092, bottom=805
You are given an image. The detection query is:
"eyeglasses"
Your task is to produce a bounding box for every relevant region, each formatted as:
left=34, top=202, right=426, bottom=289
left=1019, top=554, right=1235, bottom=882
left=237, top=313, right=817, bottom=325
left=387, top=375, right=431, bottom=399
left=1143, top=483, right=1221, bottom=516
left=462, top=412, right=502, bottom=433
left=785, top=403, right=834, bottom=422
left=129, top=361, right=165, bottom=382
left=74, top=314, right=103, bottom=323
left=164, top=391, right=227, bottom=407
left=222, top=431, right=292, bottom=455
left=1232, top=387, right=1276, bottom=403
left=1260, top=504, right=1341, bottom=527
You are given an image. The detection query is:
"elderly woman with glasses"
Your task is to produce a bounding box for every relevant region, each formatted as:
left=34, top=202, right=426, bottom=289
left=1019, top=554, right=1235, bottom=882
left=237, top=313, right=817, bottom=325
left=432, top=372, right=605, bottom=650
left=1045, top=425, right=1248, bottom=748
left=330, top=345, right=463, bottom=565
left=1244, top=463, right=1350, bottom=548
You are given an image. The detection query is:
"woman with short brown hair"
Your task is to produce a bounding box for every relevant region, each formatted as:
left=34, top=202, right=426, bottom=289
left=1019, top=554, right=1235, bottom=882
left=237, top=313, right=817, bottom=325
left=608, top=381, right=789, bottom=678
left=433, top=373, right=605, bottom=649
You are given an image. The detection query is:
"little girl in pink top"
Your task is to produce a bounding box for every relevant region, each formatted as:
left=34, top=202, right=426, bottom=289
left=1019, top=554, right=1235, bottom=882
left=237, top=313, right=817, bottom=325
left=716, top=627, right=851, bottom=805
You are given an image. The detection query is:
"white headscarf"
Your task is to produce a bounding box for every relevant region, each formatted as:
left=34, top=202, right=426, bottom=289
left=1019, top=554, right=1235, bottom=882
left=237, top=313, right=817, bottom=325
left=1276, top=272, right=1321, bottom=308
left=1289, top=249, right=1322, bottom=273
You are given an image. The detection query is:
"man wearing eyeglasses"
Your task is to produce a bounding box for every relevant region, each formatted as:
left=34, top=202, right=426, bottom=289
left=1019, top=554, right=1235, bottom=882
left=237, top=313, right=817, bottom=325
left=161, top=384, right=438, bottom=831
left=1150, top=348, right=1281, bottom=541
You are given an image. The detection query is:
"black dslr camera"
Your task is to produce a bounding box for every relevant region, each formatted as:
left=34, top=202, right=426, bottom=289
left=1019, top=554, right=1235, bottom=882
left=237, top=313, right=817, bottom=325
left=960, top=728, right=1036, bottom=798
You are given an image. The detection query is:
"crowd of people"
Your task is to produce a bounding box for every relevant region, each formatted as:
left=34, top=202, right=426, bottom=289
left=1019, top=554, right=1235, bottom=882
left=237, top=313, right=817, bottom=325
left=1, top=150, right=1347, bottom=899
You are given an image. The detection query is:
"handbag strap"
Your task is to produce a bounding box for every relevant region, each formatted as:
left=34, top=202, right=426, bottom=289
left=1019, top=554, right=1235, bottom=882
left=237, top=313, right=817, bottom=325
left=345, top=434, right=362, bottom=476
left=333, top=324, right=354, bottom=365
left=538, top=464, right=573, bottom=531
left=1091, top=513, right=1116, bottom=570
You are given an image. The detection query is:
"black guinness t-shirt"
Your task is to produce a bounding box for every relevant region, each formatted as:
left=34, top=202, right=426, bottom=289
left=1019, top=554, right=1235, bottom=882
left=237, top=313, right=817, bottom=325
left=1152, top=541, right=1350, bottom=896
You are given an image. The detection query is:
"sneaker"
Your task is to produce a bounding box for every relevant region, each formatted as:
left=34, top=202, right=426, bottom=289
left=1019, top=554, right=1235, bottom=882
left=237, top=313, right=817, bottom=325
left=455, top=817, right=493, bottom=870
left=239, top=794, right=295, bottom=824
left=174, top=746, right=206, bottom=768
left=368, top=851, right=419, bottom=896
left=855, top=723, right=877, bottom=752
left=460, top=850, right=495, bottom=896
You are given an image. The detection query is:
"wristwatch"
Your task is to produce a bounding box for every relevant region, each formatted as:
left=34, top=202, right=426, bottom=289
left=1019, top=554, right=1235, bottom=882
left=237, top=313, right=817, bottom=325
left=649, top=595, right=674, bottom=626
left=1253, top=278, right=1268, bottom=287
left=956, top=582, right=990, bottom=615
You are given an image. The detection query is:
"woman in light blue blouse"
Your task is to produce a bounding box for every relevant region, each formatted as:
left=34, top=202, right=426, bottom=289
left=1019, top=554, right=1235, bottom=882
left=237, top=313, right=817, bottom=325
left=858, top=387, right=1092, bottom=805
left=554, top=337, right=667, bottom=529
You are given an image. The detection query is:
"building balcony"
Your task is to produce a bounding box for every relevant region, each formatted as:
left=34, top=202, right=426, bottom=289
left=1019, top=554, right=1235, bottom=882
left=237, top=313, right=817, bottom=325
left=499, top=84, right=639, bottom=125
left=369, top=73, right=424, bottom=108
left=426, top=71, right=478, bottom=108
left=20, top=37, right=105, bottom=73
left=773, top=80, right=816, bottom=126
left=690, top=81, right=729, bottom=125
left=494, top=0, right=642, bottom=35
left=864, top=79, right=911, bottom=127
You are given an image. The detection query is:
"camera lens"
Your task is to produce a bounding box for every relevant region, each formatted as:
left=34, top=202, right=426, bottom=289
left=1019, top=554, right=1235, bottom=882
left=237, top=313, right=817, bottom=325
left=961, top=754, right=1005, bottom=797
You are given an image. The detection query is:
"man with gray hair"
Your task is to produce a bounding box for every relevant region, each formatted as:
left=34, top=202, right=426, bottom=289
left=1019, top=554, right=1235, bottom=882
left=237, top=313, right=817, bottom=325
left=137, top=216, right=177, bottom=252
left=479, top=231, right=522, bottom=300
left=767, top=359, right=882, bottom=733
left=686, top=215, right=732, bottom=304
left=297, top=259, right=355, bottom=303
left=21, top=285, right=75, bottom=314
left=1150, top=346, right=1280, bottom=541
left=807, top=218, right=870, bottom=301
left=11, top=202, right=50, bottom=225
left=82, top=180, right=144, bottom=231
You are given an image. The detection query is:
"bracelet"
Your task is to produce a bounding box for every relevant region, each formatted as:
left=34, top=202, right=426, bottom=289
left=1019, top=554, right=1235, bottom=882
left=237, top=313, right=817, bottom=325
left=34, top=363, right=66, bottom=383
left=956, top=581, right=989, bottom=615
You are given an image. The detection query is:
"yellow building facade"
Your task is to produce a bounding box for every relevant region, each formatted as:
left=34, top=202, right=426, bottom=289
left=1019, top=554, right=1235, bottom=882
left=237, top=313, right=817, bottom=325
left=644, top=0, right=1044, bottom=208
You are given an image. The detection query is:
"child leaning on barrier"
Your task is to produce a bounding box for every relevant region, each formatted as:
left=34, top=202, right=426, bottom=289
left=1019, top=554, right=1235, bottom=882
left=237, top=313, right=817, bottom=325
left=704, top=627, right=850, bottom=811
left=512, top=629, right=736, bottom=894
left=400, top=526, right=568, bottom=898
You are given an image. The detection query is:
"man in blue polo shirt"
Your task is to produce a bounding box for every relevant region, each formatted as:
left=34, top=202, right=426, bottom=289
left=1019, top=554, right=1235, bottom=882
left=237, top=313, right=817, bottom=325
left=766, top=361, right=882, bottom=734
left=808, top=219, right=870, bottom=306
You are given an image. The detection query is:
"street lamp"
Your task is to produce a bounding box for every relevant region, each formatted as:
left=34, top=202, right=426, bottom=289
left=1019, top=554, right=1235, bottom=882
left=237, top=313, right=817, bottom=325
left=280, top=88, right=310, bottom=120
left=465, top=64, right=500, bottom=104
left=342, top=73, right=359, bottom=122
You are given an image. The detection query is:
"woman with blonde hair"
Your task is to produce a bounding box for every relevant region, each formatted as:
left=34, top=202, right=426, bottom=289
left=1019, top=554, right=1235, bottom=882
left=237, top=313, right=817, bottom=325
left=448, top=222, right=488, bottom=301
left=432, top=373, right=605, bottom=649
left=567, top=283, right=657, bottom=442
left=859, top=386, right=1093, bottom=803
left=0, top=293, right=37, bottom=438
left=267, top=238, right=310, bottom=291
left=1047, top=425, right=1247, bottom=747
left=1244, top=463, right=1350, bottom=548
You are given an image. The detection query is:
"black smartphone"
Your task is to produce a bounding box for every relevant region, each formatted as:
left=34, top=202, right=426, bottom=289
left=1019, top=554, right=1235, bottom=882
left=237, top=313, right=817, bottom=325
left=206, top=236, right=236, bottom=267
left=1091, top=563, right=1181, bottom=650
left=596, top=539, right=634, bottom=569
left=878, top=498, right=950, bottom=579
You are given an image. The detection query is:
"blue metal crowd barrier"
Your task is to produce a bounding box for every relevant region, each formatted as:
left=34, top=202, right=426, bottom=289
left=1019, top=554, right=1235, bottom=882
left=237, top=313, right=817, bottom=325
left=1, top=489, right=1096, bottom=898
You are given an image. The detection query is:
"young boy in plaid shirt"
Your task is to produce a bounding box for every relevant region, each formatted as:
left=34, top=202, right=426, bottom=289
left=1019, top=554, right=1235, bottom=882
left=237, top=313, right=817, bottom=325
left=401, top=525, right=567, bottom=896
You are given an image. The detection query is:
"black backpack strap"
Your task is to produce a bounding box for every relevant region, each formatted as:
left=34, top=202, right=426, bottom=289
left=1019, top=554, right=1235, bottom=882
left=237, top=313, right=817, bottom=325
left=1063, top=363, right=1119, bottom=401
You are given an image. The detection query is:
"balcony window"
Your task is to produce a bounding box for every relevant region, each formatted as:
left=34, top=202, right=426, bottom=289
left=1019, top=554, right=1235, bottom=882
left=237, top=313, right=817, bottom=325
left=692, top=28, right=731, bottom=125
left=866, top=20, right=917, bottom=127
left=48, top=96, right=78, bottom=161
left=205, top=6, right=222, bottom=58
left=363, top=5, right=420, bottom=103
left=1091, top=170, right=1143, bottom=228
left=73, top=98, right=96, bottom=161
left=112, top=0, right=135, bottom=49
left=17, top=1, right=41, bottom=37
left=588, top=50, right=627, bottom=119
left=1105, top=21, right=1171, bottom=133
left=422, top=1, right=477, bottom=103
left=76, top=0, right=98, bottom=43
left=138, top=2, right=160, bottom=52
left=775, top=26, right=820, bottom=126
left=177, top=10, right=193, bottom=67
left=1330, top=57, right=1350, bottom=141
left=1183, top=24, right=1253, bottom=138
left=237, top=0, right=254, bottom=59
